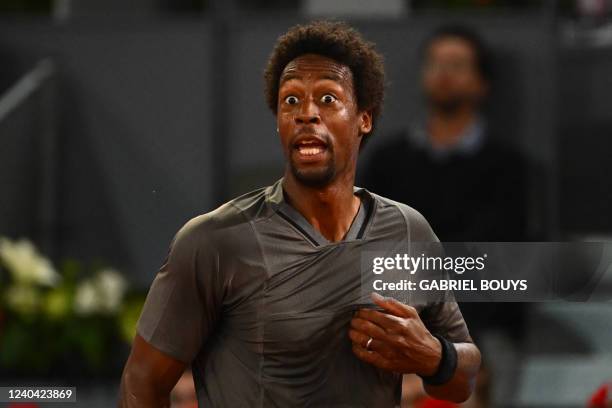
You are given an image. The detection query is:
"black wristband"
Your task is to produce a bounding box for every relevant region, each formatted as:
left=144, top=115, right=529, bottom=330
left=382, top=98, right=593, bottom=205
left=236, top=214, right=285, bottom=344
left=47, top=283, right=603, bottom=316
left=419, top=334, right=458, bottom=386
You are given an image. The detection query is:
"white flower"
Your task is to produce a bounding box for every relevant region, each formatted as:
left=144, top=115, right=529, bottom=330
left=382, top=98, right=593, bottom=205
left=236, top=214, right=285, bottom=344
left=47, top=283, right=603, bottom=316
left=0, top=237, right=60, bottom=286
left=74, top=280, right=99, bottom=316
left=95, top=268, right=128, bottom=313
left=73, top=268, right=128, bottom=316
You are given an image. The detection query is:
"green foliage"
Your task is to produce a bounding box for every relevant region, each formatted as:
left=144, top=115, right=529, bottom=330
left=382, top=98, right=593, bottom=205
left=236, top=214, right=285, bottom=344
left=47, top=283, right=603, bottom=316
left=0, top=237, right=145, bottom=377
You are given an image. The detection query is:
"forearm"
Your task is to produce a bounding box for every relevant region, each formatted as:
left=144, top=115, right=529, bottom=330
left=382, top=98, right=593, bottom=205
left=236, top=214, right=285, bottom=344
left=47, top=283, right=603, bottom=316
left=119, top=369, right=171, bottom=408
left=423, top=342, right=481, bottom=403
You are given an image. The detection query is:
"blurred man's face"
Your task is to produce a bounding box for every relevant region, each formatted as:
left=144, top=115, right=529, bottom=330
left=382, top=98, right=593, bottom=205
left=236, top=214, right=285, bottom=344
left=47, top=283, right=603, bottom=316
left=277, top=54, right=371, bottom=188
left=422, top=36, right=487, bottom=114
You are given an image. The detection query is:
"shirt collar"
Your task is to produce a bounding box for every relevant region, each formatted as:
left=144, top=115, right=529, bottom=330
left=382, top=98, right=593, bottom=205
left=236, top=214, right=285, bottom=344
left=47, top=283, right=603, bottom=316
left=409, top=116, right=486, bottom=160
left=266, top=178, right=373, bottom=246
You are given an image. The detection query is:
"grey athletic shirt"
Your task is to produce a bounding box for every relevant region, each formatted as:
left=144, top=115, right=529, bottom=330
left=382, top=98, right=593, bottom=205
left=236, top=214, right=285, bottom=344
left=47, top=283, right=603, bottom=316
left=137, top=179, right=471, bottom=407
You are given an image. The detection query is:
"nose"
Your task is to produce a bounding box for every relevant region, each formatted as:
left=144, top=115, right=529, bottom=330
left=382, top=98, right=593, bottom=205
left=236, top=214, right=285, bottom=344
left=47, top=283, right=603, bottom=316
left=295, top=97, right=320, bottom=125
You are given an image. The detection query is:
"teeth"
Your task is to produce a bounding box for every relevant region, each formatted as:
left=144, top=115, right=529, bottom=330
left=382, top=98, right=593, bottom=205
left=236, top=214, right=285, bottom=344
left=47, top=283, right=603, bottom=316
left=298, top=146, right=324, bottom=156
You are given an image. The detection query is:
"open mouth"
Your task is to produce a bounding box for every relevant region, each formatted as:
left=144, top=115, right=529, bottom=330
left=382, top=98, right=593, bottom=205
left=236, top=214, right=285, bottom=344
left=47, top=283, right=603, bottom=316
left=297, top=144, right=325, bottom=156
left=293, top=136, right=328, bottom=160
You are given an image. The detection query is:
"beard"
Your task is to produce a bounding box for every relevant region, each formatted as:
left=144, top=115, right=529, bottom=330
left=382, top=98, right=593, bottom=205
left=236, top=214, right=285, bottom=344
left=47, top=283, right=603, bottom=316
left=289, top=153, right=336, bottom=188
left=427, top=93, right=478, bottom=116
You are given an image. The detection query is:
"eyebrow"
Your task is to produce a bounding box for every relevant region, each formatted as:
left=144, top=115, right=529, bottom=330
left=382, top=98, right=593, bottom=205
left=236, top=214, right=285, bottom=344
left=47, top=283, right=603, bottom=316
left=279, top=71, right=345, bottom=85
left=279, top=72, right=301, bottom=83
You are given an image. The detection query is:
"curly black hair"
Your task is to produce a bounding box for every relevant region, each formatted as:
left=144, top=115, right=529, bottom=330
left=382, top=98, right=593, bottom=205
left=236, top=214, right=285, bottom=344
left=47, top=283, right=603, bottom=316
left=264, top=20, right=385, bottom=133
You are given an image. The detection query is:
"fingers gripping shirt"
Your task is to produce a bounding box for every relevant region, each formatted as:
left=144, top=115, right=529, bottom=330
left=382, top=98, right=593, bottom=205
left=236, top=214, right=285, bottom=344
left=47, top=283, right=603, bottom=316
left=136, top=179, right=471, bottom=407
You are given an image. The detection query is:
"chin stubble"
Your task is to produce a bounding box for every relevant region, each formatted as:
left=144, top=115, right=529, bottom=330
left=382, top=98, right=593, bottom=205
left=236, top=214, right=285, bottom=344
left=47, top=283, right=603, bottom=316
left=290, top=159, right=335, bottom=188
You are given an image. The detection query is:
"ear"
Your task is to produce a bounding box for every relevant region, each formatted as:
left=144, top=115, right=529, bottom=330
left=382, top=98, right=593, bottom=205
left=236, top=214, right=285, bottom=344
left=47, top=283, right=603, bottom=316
left=358, top=110, right=373, bottom=137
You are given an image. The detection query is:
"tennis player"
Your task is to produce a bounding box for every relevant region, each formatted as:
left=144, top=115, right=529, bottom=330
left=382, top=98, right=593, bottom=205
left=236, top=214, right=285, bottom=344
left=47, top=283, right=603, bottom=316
left=119, top=20, right=480, bottom=407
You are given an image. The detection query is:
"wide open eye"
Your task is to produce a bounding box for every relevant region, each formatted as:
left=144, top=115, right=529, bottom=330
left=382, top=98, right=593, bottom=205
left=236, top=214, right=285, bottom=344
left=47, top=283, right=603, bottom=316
left=284, top=95, right=299, bottom=105
left=321, top=94, right=337, bottom=104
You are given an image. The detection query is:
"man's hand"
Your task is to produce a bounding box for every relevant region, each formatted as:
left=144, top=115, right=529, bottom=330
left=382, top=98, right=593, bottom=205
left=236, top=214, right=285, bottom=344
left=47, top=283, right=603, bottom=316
left=349, top=292, right=481, bottom=403
left=349, top=292, right=442, bottom=376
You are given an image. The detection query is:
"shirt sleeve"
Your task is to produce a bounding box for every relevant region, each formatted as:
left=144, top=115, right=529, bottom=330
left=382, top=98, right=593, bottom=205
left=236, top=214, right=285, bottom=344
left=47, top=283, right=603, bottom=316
left=420, top=297, right=472, bottom=344
left=404, top=204, right=472, bottom=344
left=136, top=216, right=223, bottom=363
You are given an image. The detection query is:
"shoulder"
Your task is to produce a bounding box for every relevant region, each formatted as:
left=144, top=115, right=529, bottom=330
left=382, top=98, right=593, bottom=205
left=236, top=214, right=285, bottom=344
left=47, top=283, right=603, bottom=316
left=366, top=132, right=413, bottom=158
left=173, top=185, right=271, bottom=250
left=369, top=191, right=439, bottom=242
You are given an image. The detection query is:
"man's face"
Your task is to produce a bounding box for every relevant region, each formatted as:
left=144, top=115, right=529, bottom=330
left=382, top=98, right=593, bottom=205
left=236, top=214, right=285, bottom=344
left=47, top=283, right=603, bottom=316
left=277, top=54, right=371, bottom=188
left=422, top=37, right=487, bottom=114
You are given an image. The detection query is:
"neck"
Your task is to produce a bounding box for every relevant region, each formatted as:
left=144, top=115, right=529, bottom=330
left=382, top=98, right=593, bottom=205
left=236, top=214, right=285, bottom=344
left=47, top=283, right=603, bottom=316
left=428, top=106, right=478, bottom=149
left=282, top=170, right=361, bottom=243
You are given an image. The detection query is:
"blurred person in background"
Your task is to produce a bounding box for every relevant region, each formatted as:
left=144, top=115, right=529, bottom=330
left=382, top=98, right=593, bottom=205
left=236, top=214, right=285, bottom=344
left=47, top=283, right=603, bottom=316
left=360, top=24, right=529, bottom=344
left=361, top=24, right=527, bottom=243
